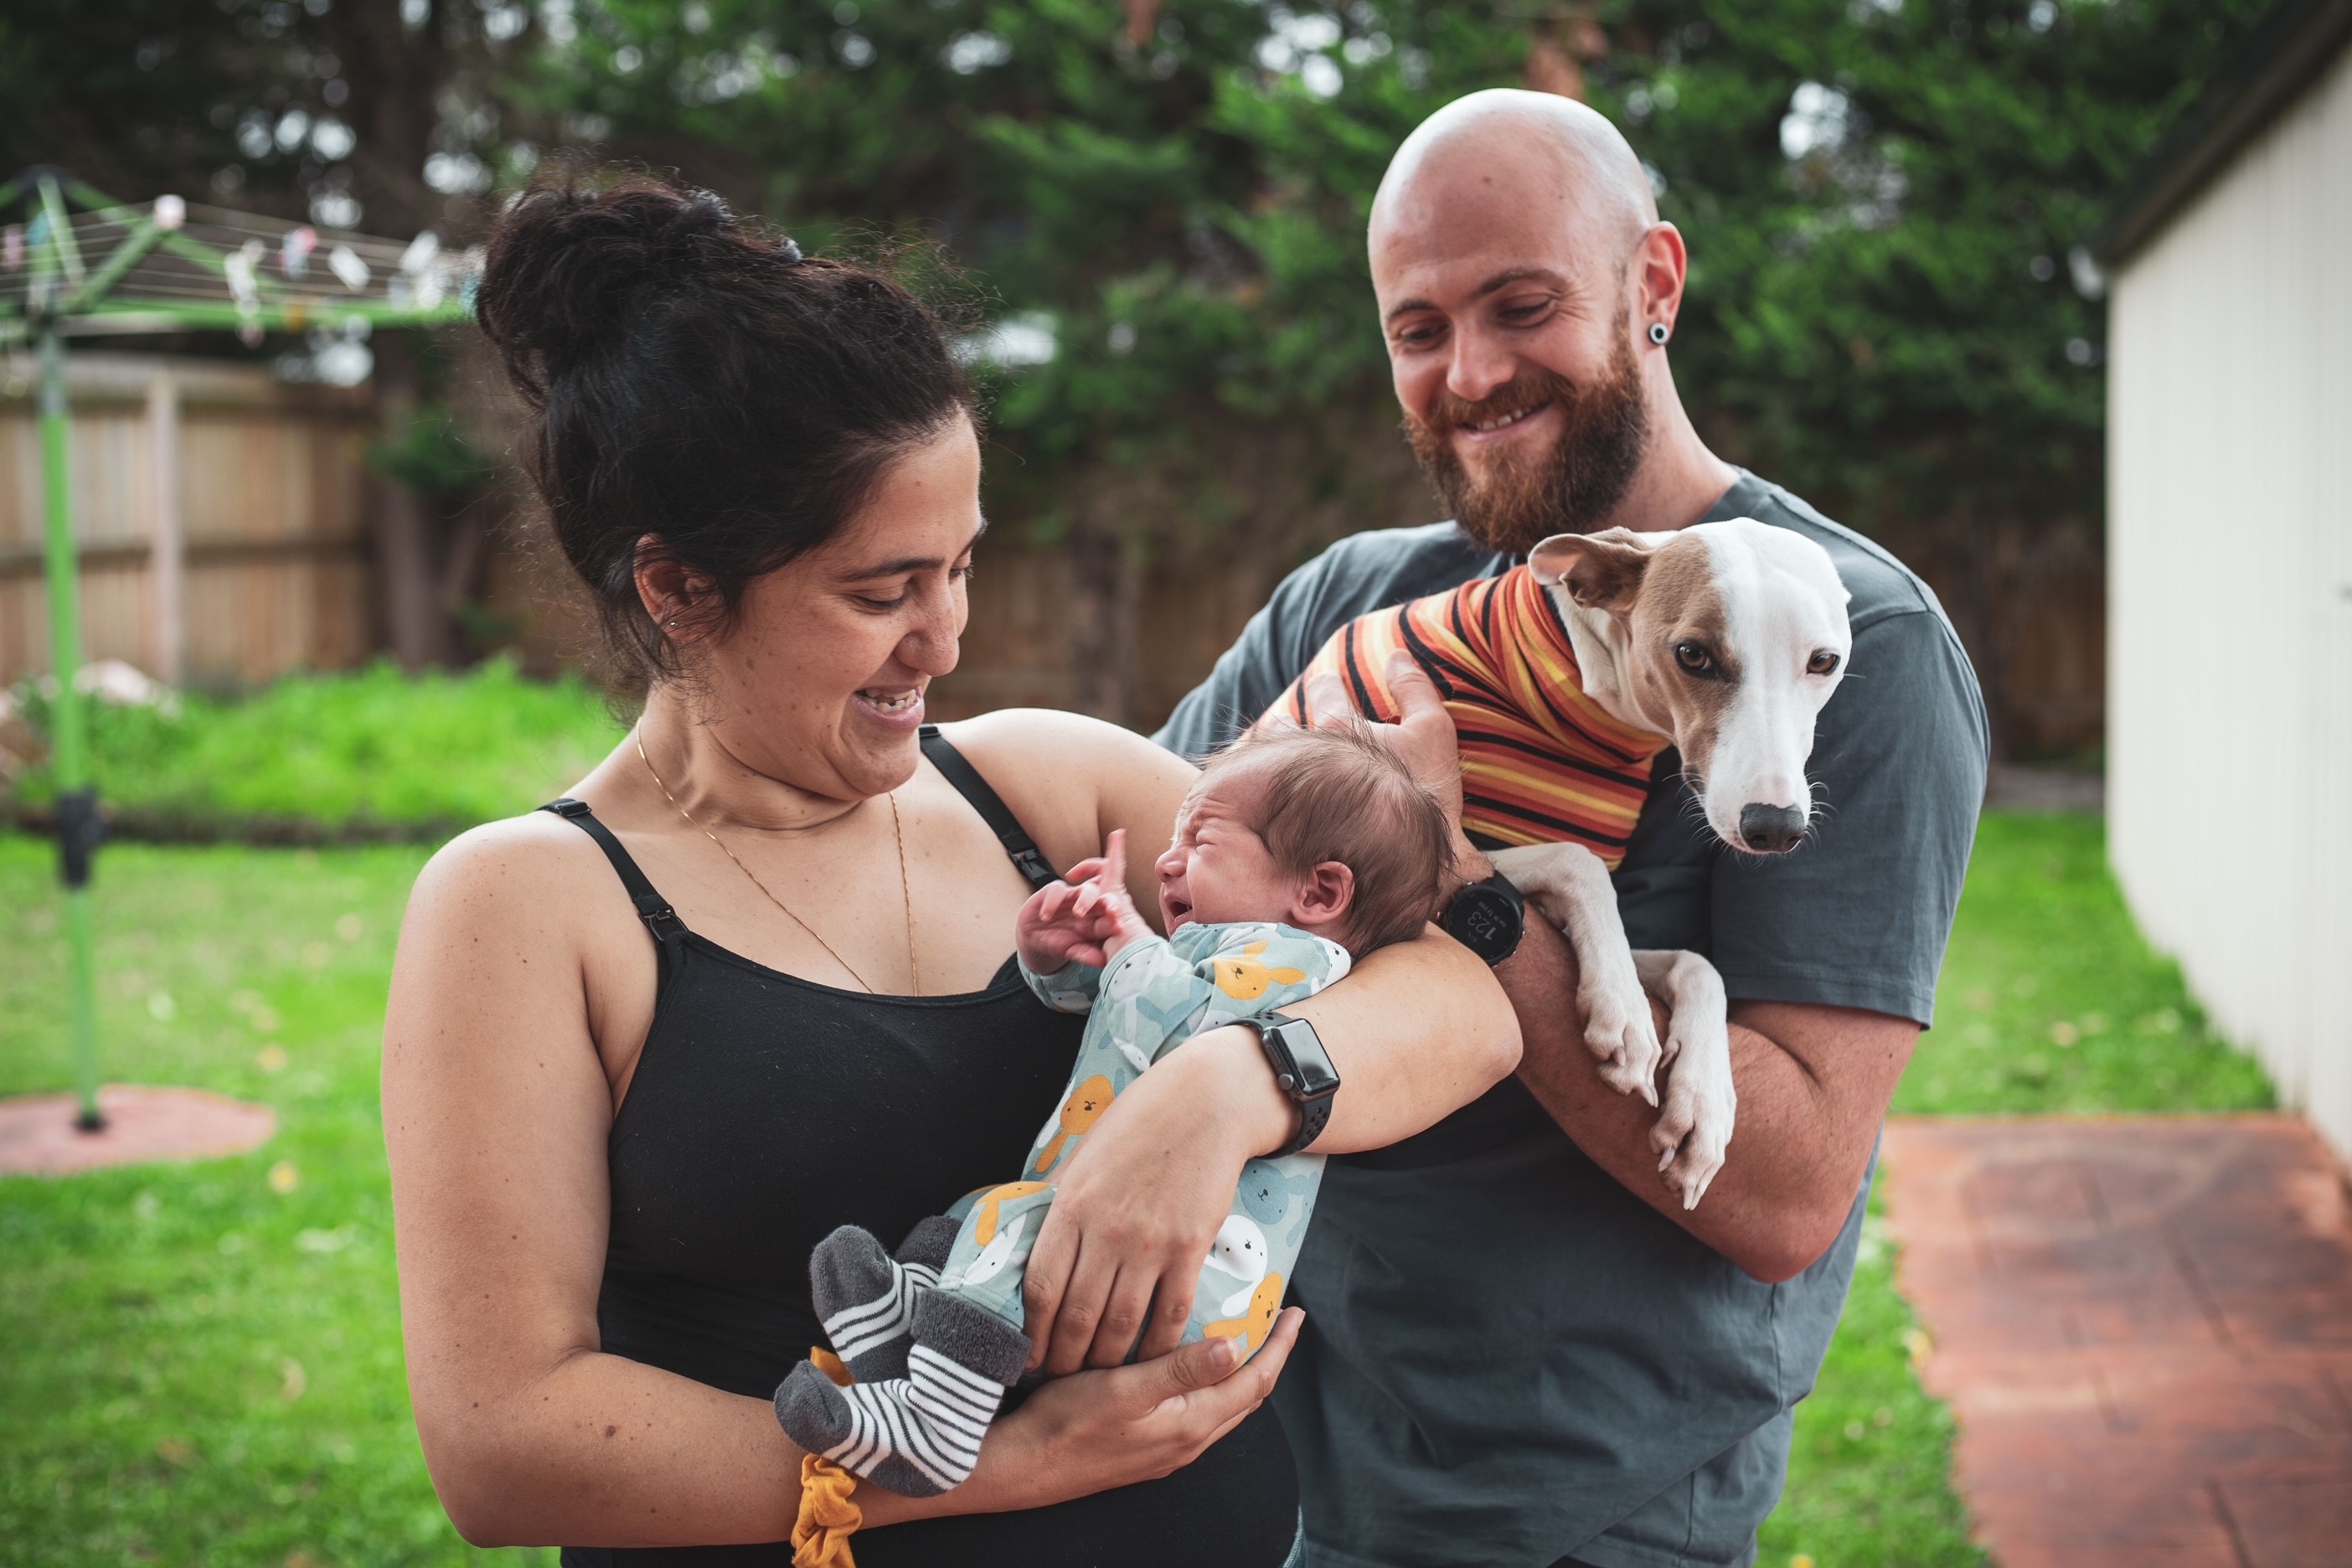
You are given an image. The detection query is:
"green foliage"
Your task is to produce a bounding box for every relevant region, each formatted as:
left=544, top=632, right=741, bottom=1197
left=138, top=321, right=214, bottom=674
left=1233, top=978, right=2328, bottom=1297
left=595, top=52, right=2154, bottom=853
left=8, top=661, right=625, bottom=833
left=370, top=404, right=496, bottom=504
left=1586, top=0, right=2273, bottom=530
left=498, top=0, right=2270, bottom=544
left=9, top=0, right=2282, bottom=547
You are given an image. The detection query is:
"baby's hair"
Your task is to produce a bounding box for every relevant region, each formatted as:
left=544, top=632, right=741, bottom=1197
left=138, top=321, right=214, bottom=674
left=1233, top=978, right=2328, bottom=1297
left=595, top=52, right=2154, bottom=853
left=1203, top=720, right=1454, bottom=956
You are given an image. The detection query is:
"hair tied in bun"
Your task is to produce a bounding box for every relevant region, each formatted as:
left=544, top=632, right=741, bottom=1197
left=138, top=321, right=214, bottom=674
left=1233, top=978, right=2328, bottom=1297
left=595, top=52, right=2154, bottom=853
left=776, top=236, right=804, bottom=264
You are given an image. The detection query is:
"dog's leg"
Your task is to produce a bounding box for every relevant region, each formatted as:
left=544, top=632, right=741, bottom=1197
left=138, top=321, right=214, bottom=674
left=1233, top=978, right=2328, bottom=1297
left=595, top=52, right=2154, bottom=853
left=1631, top=949, right=1735, bottom=1210
left=1488, top=843, right=1662, bottom=1104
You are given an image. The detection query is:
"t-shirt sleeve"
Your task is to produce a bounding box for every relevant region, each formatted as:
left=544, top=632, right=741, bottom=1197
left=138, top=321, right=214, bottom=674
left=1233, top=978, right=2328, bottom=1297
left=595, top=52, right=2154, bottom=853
left=1705, top=608, right=1988, bottom=1026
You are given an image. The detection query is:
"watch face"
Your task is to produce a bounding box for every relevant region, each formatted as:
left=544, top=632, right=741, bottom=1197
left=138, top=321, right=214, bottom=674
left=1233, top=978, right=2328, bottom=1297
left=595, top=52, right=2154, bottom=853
left=1271, top=1020, right=1341, bottom=1099
left=1448, top=885, right=1522, bottom=962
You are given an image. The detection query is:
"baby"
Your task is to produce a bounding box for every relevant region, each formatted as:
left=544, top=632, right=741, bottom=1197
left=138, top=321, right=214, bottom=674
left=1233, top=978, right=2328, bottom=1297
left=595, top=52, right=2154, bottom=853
left=774, top=722, right=1454, bottom=1496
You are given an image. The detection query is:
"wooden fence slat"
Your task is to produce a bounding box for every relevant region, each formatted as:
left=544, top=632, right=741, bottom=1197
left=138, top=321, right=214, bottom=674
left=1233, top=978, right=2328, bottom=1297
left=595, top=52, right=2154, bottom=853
left=0, top=353, right=377, bottom=688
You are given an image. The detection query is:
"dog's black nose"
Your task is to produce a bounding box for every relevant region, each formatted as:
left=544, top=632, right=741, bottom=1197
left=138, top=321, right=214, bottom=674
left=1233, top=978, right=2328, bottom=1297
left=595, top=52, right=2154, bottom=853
left=1739, top=804, right=1807, bottom=854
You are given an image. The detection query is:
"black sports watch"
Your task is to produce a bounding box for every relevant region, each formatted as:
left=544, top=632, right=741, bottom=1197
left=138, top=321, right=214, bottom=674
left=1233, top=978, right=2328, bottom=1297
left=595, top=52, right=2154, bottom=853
left=1243, top=1012, right=1341, bottom=1158
left=1443, top=869, right=1526, bottom=965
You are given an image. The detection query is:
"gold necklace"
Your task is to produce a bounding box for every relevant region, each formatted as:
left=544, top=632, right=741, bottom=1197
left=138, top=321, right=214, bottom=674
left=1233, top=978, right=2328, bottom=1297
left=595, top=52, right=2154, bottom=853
left=636, top=733, right=920, bottom=996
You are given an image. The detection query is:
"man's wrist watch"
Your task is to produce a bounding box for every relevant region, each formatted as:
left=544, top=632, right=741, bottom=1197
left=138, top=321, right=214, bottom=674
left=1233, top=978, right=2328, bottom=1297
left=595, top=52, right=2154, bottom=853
left=1242, top=1013, right=1341, bottom=1158
left=1443, top=869, right=1526, bottom=965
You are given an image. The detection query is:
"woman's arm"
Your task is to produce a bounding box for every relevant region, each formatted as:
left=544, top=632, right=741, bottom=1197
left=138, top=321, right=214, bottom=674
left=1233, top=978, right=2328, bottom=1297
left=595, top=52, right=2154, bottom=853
left=384, top=816, right=1298, bottom=1546
left=385, top=819, right=802, bottom=1546
left=945, top=710, right=1523, bottom=1374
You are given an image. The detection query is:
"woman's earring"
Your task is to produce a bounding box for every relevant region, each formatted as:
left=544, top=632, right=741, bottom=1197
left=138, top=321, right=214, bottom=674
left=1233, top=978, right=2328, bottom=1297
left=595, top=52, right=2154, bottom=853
left=1648, top=322, right=1671, bottom=346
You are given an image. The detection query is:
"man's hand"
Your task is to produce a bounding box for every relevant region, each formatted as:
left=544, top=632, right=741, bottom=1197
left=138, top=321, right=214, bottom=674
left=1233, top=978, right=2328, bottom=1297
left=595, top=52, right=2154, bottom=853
left=1014, top=829, right=1156, bottom=974
left=1302, top=650, right=1488, bottom=895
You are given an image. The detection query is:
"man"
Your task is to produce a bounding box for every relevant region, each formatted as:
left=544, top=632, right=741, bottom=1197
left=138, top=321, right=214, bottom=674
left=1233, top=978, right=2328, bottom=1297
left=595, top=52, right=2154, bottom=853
left=1155, top=90, right=1988, bottom=1568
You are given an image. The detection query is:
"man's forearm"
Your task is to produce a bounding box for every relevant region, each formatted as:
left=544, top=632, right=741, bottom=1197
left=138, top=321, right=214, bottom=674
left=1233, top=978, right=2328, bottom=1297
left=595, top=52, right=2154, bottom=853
left=1498, top=912, right=1911, bottom=1282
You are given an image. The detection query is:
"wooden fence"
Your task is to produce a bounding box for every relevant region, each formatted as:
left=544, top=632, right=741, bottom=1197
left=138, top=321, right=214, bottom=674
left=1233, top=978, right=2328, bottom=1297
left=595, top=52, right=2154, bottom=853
left=0, top=351, right=376, bottom=688
left=3, top=348, right=2107, bottom=765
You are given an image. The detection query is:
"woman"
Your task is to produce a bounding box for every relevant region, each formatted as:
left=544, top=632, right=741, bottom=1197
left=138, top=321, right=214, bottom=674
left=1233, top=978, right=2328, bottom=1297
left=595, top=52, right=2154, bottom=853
left=383, top=173, right=1519, bottom=1565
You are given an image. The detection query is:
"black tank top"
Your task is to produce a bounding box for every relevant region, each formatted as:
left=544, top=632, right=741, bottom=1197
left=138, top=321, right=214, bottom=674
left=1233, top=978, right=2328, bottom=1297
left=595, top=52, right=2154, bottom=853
left=549, top=728, right=1297, bottom=1567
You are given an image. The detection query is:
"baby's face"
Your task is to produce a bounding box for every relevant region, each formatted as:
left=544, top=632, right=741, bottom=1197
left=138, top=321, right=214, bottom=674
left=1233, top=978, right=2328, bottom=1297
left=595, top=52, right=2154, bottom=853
left=1155, top=767, right=1298, bottom=932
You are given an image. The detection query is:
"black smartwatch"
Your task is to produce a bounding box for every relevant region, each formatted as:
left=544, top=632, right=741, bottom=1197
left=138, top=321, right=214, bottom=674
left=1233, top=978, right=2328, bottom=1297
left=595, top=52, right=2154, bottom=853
left=1442, top=869, right=1525, bottom=965
left=1243, top=1013, right=1341, bottom=1158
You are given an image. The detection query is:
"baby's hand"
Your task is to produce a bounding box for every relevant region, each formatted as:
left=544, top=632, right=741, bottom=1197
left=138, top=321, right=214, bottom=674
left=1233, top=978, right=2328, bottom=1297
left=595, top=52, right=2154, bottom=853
left=1016, top=829, right=1154, bottom=974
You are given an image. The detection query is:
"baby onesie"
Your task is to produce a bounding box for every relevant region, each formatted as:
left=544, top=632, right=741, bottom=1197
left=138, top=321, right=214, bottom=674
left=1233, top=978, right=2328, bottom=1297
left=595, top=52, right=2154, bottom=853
left=774, top=921, right=1348, bottom=1496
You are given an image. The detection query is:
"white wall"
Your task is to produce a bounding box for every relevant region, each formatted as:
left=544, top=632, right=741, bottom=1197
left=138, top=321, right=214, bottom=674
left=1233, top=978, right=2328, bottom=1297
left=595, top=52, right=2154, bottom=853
left=2107, top=44, right=2352, bottom=1158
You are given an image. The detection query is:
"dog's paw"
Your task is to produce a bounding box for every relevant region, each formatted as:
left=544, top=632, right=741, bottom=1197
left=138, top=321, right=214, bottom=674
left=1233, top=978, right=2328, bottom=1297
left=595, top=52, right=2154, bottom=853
left=1579, top=967, right=1662, bottom=1106
left=1650, top=1038, right=1736, bottom=1210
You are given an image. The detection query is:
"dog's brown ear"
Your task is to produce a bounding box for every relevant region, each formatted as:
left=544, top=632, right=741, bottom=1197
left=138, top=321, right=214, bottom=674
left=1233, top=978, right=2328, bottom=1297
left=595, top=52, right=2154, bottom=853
left=1529, top=529, right=1658, bottom=611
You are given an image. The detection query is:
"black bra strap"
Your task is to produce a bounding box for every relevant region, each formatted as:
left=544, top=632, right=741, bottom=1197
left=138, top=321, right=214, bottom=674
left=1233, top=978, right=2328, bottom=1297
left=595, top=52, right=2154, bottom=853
left=539, top=799, right=692, bottom=955
left=919, top=724, right=1060, bottom=891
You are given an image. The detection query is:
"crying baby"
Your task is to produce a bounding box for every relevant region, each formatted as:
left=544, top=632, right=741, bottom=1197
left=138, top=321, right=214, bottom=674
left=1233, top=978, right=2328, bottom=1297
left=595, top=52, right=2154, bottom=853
left=773, top=721, right=1455, bottom=1496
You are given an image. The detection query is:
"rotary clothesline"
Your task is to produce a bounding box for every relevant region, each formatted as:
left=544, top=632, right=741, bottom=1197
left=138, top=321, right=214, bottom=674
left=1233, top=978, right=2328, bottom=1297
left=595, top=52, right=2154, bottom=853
left=2, top=167, right=477, bottom=1131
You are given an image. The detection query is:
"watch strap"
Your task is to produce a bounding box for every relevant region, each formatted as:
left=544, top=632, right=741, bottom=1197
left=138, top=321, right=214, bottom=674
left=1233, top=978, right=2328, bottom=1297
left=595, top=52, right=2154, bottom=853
left=1279, top=1091, right=1333, bottom=1159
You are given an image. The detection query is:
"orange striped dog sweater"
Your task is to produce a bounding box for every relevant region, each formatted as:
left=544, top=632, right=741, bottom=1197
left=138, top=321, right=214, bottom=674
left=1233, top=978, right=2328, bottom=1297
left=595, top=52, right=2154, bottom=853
left=1270, top=564, right=1670, bottom=869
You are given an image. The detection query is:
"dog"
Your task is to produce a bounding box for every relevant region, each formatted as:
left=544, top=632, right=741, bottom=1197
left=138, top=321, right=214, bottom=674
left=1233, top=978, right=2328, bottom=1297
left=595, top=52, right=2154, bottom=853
left=1272, top=518, right=1852, bottom=1207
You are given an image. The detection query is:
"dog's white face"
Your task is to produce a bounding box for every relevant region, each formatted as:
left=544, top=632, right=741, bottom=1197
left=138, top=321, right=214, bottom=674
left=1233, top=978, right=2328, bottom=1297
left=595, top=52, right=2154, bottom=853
left=1531, top=518, right=1852, bottom=854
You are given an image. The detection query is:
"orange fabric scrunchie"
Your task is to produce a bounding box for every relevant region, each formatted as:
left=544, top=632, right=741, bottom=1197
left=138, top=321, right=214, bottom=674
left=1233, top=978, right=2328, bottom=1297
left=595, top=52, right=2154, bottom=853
left=792, top=1452, right=863, bottom=1568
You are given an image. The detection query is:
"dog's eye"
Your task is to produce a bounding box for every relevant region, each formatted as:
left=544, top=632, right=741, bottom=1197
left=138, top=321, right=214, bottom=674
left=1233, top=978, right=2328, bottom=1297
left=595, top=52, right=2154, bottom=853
left=1674, top=641, right=1714, bottom=674
left=1807, top=651, right=1841, bottom=677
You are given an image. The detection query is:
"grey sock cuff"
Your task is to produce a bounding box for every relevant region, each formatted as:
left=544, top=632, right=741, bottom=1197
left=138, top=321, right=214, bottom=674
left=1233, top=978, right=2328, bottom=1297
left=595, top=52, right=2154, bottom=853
left=897, top=1215, right=961, bottom=1273
left=913, top=1287, right=1030, bottom=1386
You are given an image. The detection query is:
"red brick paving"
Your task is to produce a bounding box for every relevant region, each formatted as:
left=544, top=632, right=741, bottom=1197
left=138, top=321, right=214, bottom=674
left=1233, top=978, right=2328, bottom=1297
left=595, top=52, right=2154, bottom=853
left=1880, top=1115, right=2352, bottom=1568
left=0, top=1085, right=275, bottom=1174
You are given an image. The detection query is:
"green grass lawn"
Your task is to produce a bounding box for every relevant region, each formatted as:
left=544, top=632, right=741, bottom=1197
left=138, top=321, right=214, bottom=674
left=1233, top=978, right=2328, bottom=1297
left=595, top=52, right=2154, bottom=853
left=0, top=812, right=2276, bottom=1565
left=0, top=838, right=542, bottom=1568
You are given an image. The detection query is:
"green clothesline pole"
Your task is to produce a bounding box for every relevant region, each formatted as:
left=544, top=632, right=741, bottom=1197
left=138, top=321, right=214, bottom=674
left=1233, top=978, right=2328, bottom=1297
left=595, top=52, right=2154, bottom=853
left=35, top=321, right=105, bottom=1132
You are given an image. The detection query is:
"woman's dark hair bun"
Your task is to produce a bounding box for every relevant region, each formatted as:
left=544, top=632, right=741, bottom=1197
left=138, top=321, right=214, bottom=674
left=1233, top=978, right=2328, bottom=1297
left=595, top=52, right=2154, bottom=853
left=474, top=165, right=973, bottom=691
left=477, top=179, right=750, bottom=403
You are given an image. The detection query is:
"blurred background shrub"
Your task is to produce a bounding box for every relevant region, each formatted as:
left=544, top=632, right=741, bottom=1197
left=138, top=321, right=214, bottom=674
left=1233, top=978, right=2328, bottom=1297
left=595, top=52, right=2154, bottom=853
left=0, top=0, right=2275, bottom=754
left=5, top=662, right=621, bottom=835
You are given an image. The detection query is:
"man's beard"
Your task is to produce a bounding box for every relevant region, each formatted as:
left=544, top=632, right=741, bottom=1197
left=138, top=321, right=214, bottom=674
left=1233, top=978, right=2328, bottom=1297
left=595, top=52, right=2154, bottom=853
left=1404, top=331, right=1651, bottom=555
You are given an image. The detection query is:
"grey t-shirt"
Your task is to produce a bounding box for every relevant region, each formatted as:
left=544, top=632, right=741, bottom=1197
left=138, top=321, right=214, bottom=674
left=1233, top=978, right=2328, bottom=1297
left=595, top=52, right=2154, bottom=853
left=1153, top=470, right=1988, bottom=1568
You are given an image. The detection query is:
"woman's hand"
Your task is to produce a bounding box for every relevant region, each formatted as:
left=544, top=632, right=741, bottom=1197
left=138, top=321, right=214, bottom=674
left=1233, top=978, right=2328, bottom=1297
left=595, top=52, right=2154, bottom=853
left=1019, top=1025, right=1294, bottom=1373
left=880, top=1308, right=1302, bottom=1521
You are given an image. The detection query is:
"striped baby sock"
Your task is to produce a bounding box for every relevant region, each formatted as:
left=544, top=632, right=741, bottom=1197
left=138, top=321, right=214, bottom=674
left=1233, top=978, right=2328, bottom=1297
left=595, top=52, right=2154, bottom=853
left=809, top=1216, right=959, bottom=1383
left=774, top=1290, right=1029, bottom=1496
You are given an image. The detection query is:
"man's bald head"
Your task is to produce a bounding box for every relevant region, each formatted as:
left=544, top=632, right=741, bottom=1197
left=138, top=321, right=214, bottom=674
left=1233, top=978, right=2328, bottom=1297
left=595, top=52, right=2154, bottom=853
left=1368, top=91, right=1694, bottom=550
left=1370, top=89, right=1657, bottom=271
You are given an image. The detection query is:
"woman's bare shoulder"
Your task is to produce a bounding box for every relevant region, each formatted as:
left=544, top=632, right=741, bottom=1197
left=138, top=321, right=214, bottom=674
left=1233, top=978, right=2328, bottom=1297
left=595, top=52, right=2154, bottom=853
left=941, top=708, right=1190, bottom=791
left=936, top=709, right=1196, bottom=871
left=404, top=808, right=623, bottom=941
